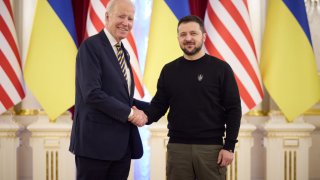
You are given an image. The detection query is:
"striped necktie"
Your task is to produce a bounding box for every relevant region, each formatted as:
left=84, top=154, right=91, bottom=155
left=115, top=43, right=128, bottom=82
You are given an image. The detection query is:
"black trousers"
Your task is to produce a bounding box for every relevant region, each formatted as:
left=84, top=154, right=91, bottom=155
left=75, top=149, right=131, bottom=180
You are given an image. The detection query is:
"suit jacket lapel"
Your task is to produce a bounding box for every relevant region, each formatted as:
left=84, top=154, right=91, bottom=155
left=98, top=31, right=132, bottom=98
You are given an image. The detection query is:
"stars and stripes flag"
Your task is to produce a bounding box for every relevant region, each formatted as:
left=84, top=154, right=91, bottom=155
left=204, top=0, right=264, bottom=114
left=0, top=0, right=25, bottom=114
left=85, top=0, right=144, bottom=99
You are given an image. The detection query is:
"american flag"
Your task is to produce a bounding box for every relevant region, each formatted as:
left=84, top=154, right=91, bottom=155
left=204, top=0, right=263, bottom=114
left=85, top=0, right=144, bottom=99
left=0, top=0, right=25, bottom=114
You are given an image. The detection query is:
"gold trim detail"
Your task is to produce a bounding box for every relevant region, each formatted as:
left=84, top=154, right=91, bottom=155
left=294, top=151, right=296, bottom=180
left=46, top=151, right=49, bottom=180
left=51, top=151, right=53, bottom=180
left=14, top=110, right=72, bottom=123
left=15, top=109, right=40, bottom=116
left=235, top=151, right=238, bottom=180
left=56, top=151, right=59, bottom=180
left=304, top=109, right=320, bottom=115
left=245, top=110, right=268, bottom=116
left=230, top=156, right=233, bottom=180
left=285, top=150, right=298, bottom=180
left=227, top=150, right=237, bottom=180
left=49, top=118, right=57, bottom=123
left=285, top=151, right=287, bottom=180
left=289, top=151, right=292, bottom=180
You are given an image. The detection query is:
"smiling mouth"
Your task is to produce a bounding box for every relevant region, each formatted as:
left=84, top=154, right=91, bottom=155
left=185, top=44, right=195, bottom=47
left=184, top=41, right=195, bottom=45
left=118, top=27, right=128, bottom=32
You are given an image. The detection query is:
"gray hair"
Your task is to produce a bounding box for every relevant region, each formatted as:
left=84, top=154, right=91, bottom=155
left=106, top=0, right=135, bottom=14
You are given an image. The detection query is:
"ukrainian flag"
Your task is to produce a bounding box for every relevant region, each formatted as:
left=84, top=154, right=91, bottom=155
left=144, top=0, right=190, bottom=96
left=24, top=0, right=77, bottom=120
left=260, top=0, right=320, bottom=121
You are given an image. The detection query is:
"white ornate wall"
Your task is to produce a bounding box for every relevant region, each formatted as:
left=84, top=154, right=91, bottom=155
left=0, top=112, right=19, bottom=180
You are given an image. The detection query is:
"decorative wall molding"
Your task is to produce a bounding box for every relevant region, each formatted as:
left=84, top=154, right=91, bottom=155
left=264, top=115, right=315, bottom=180
left=0, top=113, right=19, bottom=180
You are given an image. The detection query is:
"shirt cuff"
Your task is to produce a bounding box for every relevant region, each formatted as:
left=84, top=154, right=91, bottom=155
left=128, top=108, right=134, bottom=118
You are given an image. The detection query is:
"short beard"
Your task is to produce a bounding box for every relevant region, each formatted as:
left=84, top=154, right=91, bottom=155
left=181, top=44, right=203, bottom=56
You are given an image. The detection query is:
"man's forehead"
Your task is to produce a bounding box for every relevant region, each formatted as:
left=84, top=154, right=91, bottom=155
left=178, top=23, right=201, bottom=32
left=113, top=1, right=135, bottom=10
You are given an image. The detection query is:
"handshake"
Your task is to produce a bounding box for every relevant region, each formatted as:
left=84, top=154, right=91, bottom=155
left=128, top=106, right=148, bottom=127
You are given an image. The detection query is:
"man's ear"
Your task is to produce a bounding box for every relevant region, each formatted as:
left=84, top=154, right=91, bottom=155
left=105, top=12, right=109, bottom=22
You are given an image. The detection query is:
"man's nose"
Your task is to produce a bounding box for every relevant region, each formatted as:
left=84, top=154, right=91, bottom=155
left=122, top=18, right=130, bottom=26
left=185, top=34, right=192, bottom=41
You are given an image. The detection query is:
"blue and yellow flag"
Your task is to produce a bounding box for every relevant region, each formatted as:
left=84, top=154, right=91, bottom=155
left=144, top=0, right=190, bottom=96
left=260, top=0, right=320, bottom=121
left=24, top=0, right=77, bottom=120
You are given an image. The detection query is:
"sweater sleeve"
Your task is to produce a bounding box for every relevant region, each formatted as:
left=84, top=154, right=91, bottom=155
left=144, top=67, right=170, bottom=125
left=221, top=63, right=242, bottom=152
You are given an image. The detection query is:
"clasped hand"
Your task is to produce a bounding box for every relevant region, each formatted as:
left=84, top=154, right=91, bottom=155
left=128, top=106, right=148, bottom=127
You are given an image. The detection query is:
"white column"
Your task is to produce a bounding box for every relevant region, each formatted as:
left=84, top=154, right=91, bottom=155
left=0, top=112, right=19, bottom=180
left=229, top=118, right=256, bottom=180
left=305, top=115, right=320, bottom=180
left=149, top=117, right=168, bottom=180
left=27, top=112, right=75, bottom=180
left=264, top=112, right=315, bottom=180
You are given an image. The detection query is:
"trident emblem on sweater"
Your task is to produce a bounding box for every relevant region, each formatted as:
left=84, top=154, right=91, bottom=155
left=197, top=74, right=203, bottom=82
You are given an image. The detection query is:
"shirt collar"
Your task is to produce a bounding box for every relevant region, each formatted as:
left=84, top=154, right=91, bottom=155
left=104, top=28, right=121, bottom=47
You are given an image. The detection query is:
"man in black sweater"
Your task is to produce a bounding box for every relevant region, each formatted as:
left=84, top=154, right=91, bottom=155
left=145, top=15, right=241, bottom=180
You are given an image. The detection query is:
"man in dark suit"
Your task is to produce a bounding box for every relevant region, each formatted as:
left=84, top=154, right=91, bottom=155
left=69, top=0, right=148, bottom=179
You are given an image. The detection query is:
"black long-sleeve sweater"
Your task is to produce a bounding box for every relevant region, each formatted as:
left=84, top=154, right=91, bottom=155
left=146, top=54, right=242, bottom=151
